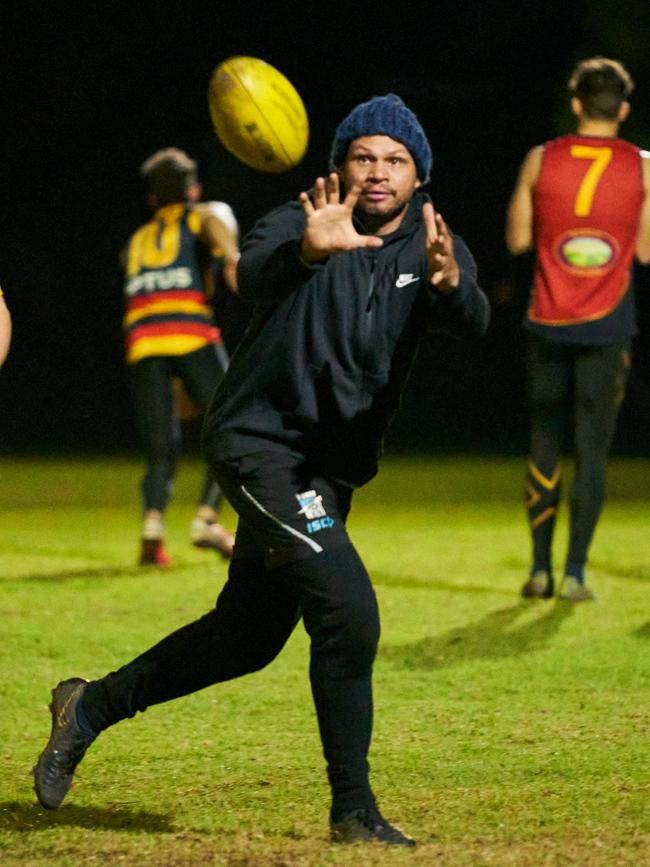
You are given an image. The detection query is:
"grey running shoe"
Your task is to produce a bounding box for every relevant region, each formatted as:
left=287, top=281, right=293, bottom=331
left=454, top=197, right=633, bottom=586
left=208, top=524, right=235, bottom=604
left=33, top=678, right=95, bottom=809
left=190, top=518, right=234, bottom=560
left=521, top=571, right=554, bottom=599
left=558, top=575, right=596, bottom=602
left=331, top=807, right=416, bottom=847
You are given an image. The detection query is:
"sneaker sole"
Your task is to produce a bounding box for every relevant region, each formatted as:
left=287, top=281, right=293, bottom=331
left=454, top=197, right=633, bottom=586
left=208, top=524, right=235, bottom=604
left=191, top=540, right=233, bottom=559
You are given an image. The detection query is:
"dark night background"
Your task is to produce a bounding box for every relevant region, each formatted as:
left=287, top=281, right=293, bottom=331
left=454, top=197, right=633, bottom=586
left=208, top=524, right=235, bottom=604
left=2, top=0, right=650, bottom=457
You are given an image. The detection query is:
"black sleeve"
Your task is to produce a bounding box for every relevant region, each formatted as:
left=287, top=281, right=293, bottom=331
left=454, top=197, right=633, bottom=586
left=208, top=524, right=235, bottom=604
left=426, top=235, right=490, bottom=338
left=237, top=201, right=324, bottom=304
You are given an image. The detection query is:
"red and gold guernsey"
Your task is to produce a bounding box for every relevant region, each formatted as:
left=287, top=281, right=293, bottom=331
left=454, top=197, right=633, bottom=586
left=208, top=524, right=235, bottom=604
left=123, top=204, right=222, bottom=364
left=530, top=134, right=644, bottom=332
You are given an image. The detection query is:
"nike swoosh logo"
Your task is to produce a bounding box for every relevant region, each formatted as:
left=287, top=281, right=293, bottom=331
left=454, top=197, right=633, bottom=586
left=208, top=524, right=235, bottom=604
left=395, top=274, right=419, bottom=288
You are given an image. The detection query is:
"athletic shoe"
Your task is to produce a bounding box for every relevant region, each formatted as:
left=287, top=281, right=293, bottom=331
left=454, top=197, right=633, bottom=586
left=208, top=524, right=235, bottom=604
left=330, top=807, right=416, bottom=847
left=558, top=575, right=596, bottom=602
left=139, top=538, right=171, bottom=567
left=142, top=514, right=164, bottom=540
left=190, top=518, right=234, bottom=560
left=33, top=678, right=95, bottom=810
left=521, top=570, right=554, bottom=599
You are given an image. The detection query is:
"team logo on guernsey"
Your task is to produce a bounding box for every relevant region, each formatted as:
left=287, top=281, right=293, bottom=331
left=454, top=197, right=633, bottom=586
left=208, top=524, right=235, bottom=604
left=125, top=266, right=193, bottom=296
left=555, top=229, right=619, bottom=274
left=296, top=490, right=335, bottom=534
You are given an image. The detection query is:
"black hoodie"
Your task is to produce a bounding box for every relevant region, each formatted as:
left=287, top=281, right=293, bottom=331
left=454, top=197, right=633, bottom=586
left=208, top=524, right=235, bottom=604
left=203, top=189, right=490, bottom=487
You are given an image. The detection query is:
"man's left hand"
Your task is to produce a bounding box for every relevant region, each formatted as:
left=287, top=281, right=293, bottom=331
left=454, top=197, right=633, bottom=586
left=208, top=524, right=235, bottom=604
left=423, top=202, right=460, bottom=293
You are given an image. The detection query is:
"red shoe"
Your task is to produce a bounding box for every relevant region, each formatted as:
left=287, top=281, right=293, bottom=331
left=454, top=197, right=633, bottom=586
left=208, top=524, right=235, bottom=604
left=139, top=539, right=171, bottom=567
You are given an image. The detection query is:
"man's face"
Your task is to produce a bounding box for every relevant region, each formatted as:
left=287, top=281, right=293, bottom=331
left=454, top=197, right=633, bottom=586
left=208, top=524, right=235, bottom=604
left=340, top=135, right=420, bottom=230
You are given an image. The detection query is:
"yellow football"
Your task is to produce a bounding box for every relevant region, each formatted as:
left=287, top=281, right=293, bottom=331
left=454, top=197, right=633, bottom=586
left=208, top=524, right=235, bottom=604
left=208, top=56, right=309, bottom=173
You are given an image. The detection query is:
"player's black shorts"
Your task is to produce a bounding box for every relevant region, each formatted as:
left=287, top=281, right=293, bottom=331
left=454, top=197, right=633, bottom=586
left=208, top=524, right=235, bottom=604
left=212, top=450, right=353, bottom=569
left=527, top=334, right=631, bottom=430
left=129, top=343, right=229, bottom=418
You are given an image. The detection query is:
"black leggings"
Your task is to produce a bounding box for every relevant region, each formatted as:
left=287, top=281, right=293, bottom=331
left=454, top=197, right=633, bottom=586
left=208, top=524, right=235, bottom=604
left=129, top=344, right=229, bottom=512
left=82, top=453, right=380, bottom=818
left=526, top=335, right=630, bottom=571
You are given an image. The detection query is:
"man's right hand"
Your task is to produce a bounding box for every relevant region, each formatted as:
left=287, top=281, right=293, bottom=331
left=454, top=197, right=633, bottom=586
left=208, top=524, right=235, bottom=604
left=299, top=173, right=383, bottom=264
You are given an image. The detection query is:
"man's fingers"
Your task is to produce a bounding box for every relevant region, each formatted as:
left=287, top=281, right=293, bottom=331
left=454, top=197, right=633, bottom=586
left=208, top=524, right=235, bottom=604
left=313, top=177, right=327, bottom=208
left=327, top=172, right=340, bottom=204
left=299, top=191, right=315, bottom=216
left=422, top=201, right=438, bottom=243
left=435, top=212, right=449, bottom=240
left=361, top=236, right=384, bottom=249
left=342, top=183, right=363, bottom=210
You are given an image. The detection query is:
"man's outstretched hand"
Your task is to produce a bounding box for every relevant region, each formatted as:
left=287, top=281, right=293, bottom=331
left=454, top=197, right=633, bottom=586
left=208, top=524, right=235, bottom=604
left=299, top=173, right=383, bottom=264
left=423, top=201, right=459, bottom=293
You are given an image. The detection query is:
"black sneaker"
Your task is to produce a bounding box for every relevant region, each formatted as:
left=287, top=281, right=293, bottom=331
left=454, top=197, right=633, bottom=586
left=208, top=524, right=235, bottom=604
left=33, top=678, right=95, bottom=809
left=331, top=807, right=416, bottom=847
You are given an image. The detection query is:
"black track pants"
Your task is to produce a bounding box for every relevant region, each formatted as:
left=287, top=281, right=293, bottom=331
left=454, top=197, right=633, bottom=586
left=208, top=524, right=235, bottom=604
left=83, top=451, right=380, bottom=817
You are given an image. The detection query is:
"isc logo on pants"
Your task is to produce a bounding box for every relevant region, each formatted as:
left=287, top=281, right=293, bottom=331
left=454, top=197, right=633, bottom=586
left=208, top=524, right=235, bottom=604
left=306, top=516, right=335, bottom=534
left=296, top=490, right=335, bottom=534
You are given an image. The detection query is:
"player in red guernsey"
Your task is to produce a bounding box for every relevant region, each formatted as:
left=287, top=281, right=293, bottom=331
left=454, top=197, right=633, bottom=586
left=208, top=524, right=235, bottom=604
left=507, top=57, right=650, bottom=601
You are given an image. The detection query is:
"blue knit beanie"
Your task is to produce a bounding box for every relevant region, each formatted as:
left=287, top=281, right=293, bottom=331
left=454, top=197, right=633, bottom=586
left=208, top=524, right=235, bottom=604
left=329, top=94, right=432, bottom=183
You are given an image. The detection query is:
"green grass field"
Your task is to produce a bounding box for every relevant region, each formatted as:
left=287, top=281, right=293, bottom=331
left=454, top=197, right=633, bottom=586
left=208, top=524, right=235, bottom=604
left=1, top=455, right=649, bottom=866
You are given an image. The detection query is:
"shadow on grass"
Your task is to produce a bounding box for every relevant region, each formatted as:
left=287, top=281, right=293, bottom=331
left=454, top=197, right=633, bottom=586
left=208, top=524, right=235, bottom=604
left=7, top=563, right=196, bottom=583
left=633, top=621, right=650, bottom=639
left=0, top=800, right=177, bottom=833
left=593, top=562, right=650, bottom=583
left=372, top=571, right=514, bottom=596
left=382, top=600, right=574, bottom=669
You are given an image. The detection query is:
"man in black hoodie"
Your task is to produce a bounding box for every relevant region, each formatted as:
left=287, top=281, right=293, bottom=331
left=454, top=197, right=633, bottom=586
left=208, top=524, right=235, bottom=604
left=34, top=95, right=489, bottom=847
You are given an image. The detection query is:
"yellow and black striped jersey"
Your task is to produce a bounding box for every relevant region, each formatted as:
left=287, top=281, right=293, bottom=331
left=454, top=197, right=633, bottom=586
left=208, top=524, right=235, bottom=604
left=123, top=203, right=232, bottom=364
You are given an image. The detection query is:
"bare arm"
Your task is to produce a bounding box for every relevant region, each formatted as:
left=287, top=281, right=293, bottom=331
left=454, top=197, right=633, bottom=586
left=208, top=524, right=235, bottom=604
left=636, top=151, right=650, bottom=264
left=505, top=145, right=543, bottom=255
left=194, top=203, right=241, bottom=292
left=0, top=293, right=12, bottom=367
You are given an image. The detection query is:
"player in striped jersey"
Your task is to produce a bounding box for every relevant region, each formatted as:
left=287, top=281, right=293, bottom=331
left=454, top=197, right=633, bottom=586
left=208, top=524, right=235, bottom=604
left=123, top=149, right=239, bottom=565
